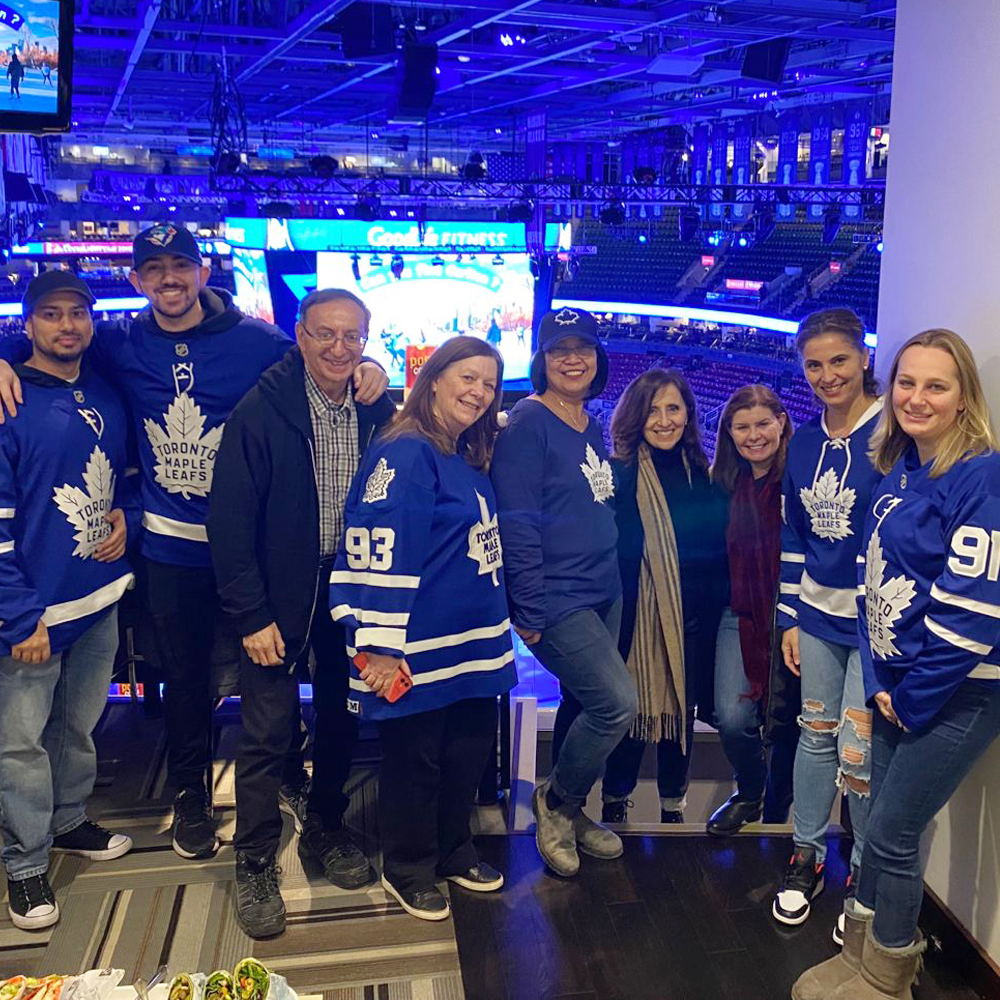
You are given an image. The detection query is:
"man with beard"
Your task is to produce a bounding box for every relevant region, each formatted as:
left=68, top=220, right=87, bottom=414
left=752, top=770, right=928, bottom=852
left=0, top=225, right=389, bottom=861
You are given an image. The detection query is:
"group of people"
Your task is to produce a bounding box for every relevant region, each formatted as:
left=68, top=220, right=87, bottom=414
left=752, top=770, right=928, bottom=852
left=0, top=224, right=998, bottom=1000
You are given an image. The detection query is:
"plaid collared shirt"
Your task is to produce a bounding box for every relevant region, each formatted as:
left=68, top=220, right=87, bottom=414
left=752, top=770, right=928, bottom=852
left=304, top=367, right=359, bottom=557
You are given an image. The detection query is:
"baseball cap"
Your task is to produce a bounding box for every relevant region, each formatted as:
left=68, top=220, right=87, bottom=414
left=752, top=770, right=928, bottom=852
left=132, top=224, right=202, bottom=269
left=22, top=270, right=96, bottom=316
left=537, top=306, right=600, bottom=352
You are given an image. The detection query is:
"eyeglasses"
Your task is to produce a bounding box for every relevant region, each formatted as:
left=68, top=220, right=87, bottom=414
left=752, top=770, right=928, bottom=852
left=548, top=344, right=596, bottom=360
left=299, top=326, right=367, bottom=348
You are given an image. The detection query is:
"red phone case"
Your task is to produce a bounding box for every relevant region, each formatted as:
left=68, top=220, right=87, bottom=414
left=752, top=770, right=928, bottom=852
left=354, top=652, right=412, bottom=701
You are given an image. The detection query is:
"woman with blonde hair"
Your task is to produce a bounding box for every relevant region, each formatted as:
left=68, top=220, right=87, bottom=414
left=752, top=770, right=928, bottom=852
left=793, top=329, right=1000, bottom=999
left=705, top=384, right=798, bottom=837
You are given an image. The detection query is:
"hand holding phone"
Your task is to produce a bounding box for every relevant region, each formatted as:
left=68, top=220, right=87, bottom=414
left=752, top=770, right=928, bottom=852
left=354, top=652, right=413, bottom=701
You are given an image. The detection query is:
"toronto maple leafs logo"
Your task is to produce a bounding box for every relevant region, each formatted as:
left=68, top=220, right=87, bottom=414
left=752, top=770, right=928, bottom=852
left=553, top=308, right=580, bottom=327
left=143, top=393, right=223, bottom=500
left=362, top=457, right=395, bottom=503
left=800, top=438, right=857, bottom=541
left=52, top=446, right=115, bottom=559
left=865, top=528, right=916, bottom=659
left=580, top=443, right=614, bottom=504
left=467, top=490, right=502, bottom=586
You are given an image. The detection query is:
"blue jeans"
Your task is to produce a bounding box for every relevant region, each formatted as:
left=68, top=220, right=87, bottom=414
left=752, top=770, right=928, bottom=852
left=532, top=599, right=637, bottom=805
left=792, top=628, right=870, bottom=867
left=0, top=607, right=119, bottom=879
left=857, top=681, right=1000, bottom=947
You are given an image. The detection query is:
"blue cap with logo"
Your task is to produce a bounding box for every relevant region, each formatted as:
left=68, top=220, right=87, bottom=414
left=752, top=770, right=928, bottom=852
left=132, top=224, right=202, bottom=269
left=537, top=306, right=599, bottom=352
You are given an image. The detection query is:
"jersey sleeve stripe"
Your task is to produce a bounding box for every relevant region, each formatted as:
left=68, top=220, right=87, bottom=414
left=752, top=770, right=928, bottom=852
left=0, top=539, right=14, bottom=554
left=406, top=619, right=512, bottom=655
left=781, top=551, right=806, bottom=563
left=355, top=625, right=407, bottom=649
left=931, top=583, right=1000, bottom=620
left=348, top=649, right=515, bottom=690
left=0, top=508, right=14, bottom=518
left=143, top=511, right=208, bottom=543
left=856, top=556, right=865, bottom=564
left=777, top=602, right=798, bottom=619
left=329, top=570, right=421, bottom=589
left=925, top=615, right=993, bottom=655
left=779, top=583, right=802, bottom=595
left=330, top=604, right=410, bottom=627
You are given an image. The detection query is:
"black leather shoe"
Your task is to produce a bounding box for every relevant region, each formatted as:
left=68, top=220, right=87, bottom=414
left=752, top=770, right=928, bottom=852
left=601, top=800, right=630, bottom=824
left=706, top=794, right=763, bottom=837
left=660, top=810, right=684, bottom=824
left=298, top=815, right=376, bottom=889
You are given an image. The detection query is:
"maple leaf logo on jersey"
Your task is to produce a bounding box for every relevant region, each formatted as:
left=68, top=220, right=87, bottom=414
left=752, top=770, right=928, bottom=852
left=52, top=446, right=115, bottom=558
left=362, top=457, right=395, bottom=503
left=864, top=529, right=916, bottom=659
left=143, top=393, right=224, bottom=499
left=580, top=443, right=614, bottom=504
left=800, top=468, right=856, bottom=540
left=467, top=490, right=502, bottom=586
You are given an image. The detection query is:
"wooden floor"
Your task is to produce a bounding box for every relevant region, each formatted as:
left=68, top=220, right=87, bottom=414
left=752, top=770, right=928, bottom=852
left=451, top=833, right=983, bottom=1000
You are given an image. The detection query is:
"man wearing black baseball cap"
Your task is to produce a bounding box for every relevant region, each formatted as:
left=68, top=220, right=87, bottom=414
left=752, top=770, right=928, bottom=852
left=0, top=270, right=135, bottom=930
left=0, top=224, right=390, bottom=865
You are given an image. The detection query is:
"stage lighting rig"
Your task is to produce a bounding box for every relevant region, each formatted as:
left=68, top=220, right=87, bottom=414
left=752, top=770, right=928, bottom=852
left=209, top=57, right=249, bottom=188
left=599, top=203, right=626, bottom=226
left=508, top=201, right=534, bottom=224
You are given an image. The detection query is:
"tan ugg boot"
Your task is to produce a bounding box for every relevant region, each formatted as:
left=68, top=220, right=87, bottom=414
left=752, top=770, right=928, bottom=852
left=824, top=926, right=926, bottom=999
left=790, top=900, right=870, bottom=999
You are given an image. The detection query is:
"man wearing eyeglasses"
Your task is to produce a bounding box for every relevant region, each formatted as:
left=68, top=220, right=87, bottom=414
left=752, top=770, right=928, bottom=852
left=208, top=288, right=395, bottom=938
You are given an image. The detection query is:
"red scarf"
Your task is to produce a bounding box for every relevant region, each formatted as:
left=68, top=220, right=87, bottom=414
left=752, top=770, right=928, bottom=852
left=727, top=465, right=782, bottom=702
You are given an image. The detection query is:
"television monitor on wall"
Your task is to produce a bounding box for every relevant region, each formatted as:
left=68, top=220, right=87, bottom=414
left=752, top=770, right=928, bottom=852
left=0, top=0, right=74, bottom=133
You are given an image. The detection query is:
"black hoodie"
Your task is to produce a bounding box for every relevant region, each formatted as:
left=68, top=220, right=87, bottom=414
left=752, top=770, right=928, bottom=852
left=207, top=346, right=395, bottom=662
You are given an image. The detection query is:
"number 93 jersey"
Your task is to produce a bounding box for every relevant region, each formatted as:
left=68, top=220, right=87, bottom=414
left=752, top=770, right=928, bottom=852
left=857, top=445, right=1000, bottom=732
left=330, top=434, right=517, bottom=721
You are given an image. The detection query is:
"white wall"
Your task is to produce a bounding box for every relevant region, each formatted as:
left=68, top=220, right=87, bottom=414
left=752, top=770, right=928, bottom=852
left=876, top=0, right=1000, bottom=965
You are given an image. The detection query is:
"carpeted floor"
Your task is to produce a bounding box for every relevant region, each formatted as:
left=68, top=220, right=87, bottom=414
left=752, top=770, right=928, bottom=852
left=0, top=702, right=467, bottom=999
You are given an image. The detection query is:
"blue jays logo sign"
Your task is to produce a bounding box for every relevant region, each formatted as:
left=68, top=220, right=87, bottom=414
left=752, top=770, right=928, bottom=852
left=146, top=225, right=179, bottom=248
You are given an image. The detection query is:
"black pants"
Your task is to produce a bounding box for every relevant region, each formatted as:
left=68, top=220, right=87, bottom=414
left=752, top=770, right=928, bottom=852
left=378, top=697, right=496, bottom=894
left=146, top=560, right=218, bottom=795
left=235, top=596, right=357, bottom=858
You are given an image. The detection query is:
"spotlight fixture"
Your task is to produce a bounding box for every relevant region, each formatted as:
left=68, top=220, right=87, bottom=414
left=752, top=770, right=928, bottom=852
left=462, top=151, right=486, bottom=181
left=308, top=155, right=339, bottom=178
left=491, top=253, right=504, bottom=266
left=430, top=254, right=445, bottom=266
left=351, top=253, right=361, bottom=281
left=508, top=200, right=534, bottom=224
left=354, top=196, right=380, bottom=222
left=390, top=253, right=405, bottom=279
left=370, top=253, right=383, bottom=266
left=599, top=203, right=625, bottom=226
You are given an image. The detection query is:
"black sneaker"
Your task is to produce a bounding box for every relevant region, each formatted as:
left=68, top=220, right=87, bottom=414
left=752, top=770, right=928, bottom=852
left=381, top=875, right=450, bottom=921
left=772, top=846, right=825, bottom=926
left=601, top=800, right=631, bottom=824
left=51, top=819, right=132, bottom=861
left=833, top=865, right=861, bottom=946
left=7, top=873, right=59, bottom=930
left=234, top=852, right=285, bottom=939
left=171, top=788, right=219, bottom=860
left=445, top=862, right=504, bottom=893
left=706, top=794, right=763, bottom=837
left=660, top=809, right=684, bottom=824
left=278, top=778, right=310, bottom=835
left=298, top=815, right=375, bottom=889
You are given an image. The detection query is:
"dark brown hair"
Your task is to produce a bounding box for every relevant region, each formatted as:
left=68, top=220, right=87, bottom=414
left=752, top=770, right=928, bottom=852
left=795, top=307, right=880, bottom=397
left=711, top=383, right=794, bottom=493
left=610, top=368, right=709, bottom=472
left=381, top=335, right=504, bottom=471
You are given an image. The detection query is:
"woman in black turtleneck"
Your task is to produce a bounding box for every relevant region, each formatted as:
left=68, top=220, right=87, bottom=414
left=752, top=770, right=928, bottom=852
left=600, top=369, right=729, bottom=824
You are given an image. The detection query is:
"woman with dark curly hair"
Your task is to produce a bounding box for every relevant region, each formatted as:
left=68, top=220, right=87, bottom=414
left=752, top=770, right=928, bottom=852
left=600, top=368, right=729, bottom=824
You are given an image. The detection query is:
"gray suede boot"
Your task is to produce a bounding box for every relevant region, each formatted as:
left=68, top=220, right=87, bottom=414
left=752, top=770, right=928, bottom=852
left=825, top=926, right=926, bottom=999
left=791, top=900, right=871, bottom=999
left=532, top=782, right=580, bottom=877
left=574, top=811, right=623, bottom=860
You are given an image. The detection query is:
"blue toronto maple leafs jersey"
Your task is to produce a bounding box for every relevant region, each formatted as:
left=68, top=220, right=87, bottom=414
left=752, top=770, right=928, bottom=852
left=0, top=367, right=136, bottom=655
left=778, top=399, right=883, bottom=645
left=491, top=398, right=620, bottom=632
left=329, top=435, right=517, bottom=721
left=857, top=447, right=1000, bottom=733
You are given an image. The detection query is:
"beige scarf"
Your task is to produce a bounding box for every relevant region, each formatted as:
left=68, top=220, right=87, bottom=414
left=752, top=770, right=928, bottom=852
left=625, top=442, right=688, bottom=750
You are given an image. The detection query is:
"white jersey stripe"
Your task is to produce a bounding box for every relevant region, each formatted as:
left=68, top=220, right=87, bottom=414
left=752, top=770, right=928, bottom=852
left=330, top=605, right=410, bottom=627
left=348, top=649, right=515, bottom=693
left=779, top=583, right=802, bottom=595
left=968, top=663, right=1000, bottom=680
left=355, top=626, right=407, bottom=649
left=42, top=573, right=133, bottom=627
left=0, top=507, right=14, bottom=518
left=800, top=570, right=858, bottom=619
left=329, top=570, right=420, bottom=589
left=776, top=602, right=798, bottom=619
left=781, top=551, right=806, bottom=564
left=143, top=511, right=208, bottom=543
left=348, top=619, right=513, bottom=658
left=931, top=583, right=1000, bottom=620
left=0, top=539, right=14, bottom=554
left=925, top=616, right=992, bottom=656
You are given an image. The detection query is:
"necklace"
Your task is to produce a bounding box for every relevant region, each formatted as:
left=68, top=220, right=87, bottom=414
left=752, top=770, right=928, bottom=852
left=548, top=393, right=588, bottom=432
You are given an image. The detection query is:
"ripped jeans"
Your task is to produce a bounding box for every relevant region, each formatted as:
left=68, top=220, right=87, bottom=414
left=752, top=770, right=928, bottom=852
left=791, top=628, right=870, bottom=868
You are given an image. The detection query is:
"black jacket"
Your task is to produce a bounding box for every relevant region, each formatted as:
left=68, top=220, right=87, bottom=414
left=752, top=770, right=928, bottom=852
left=207, top=347, right=395, bottom=664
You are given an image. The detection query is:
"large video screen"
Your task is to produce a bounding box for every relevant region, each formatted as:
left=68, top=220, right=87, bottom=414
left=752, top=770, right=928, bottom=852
left=232, top=247, right=275, bottom=325
left=0, top=0, right=73, bottom=131
left=316, top=250, right=534, bottom=386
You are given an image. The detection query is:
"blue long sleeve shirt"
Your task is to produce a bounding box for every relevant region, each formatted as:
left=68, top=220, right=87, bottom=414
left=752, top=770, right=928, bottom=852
left=490, top=398, right=621, bottom=632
